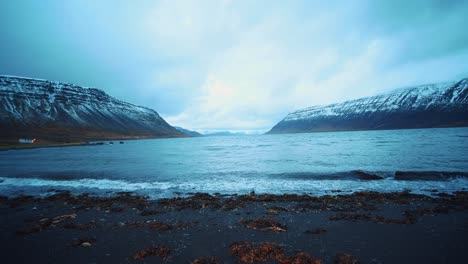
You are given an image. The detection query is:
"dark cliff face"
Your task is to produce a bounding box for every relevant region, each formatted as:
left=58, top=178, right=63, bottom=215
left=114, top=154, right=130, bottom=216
left=0, top=76, right=186, bottom=142
left=268, top=78, right=468, bottom=134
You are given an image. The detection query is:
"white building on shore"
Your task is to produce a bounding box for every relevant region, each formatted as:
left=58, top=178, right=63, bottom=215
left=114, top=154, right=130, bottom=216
left=18, top=138, right=36, bottom=144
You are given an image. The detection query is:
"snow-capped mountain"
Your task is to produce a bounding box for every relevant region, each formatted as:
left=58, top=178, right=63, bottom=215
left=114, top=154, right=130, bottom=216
left=0, top=75, right=185, bottom=141
left=268, top=78, right=468, bottom=134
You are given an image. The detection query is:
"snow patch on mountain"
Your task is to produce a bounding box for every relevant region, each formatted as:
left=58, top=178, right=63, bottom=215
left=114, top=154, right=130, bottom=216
left=283, top=80, right=466, bottom=122
left=0, top=75, right=184, bottom=140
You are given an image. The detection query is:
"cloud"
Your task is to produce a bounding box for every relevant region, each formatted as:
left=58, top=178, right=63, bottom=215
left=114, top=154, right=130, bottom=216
left=1, top=0, right=467, bottom=132
left=162, top=1, right=468, bottom=131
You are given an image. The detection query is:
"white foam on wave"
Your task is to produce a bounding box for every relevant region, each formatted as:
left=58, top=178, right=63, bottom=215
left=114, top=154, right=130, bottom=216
left=173, top=177, right=468, bottom=196
left=0, top=177, right=173, bottom=191
left=0, top=176, right=467, bottom=198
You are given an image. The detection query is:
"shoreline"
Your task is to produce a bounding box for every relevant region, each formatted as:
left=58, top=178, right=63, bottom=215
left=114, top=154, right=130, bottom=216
left=0, top=142, right=89, bottom=151
left=1, top=190, right=467, bottom=263
left=0, top=134, right=191, bottom=151
left=1, top=171, right=467, bottom=201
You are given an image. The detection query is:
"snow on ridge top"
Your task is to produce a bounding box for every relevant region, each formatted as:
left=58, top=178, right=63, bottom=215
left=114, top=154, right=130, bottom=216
left=283, top=79, right=465, bottom=122
left=455, top=77, right=468, bottom=88
left=0, top=74, right=49, bottom=82
left=381, top=81, right=456, bottom=97
left=0, top=74, right=93, bottom=89
left=0, top=75, right=159, bottom=115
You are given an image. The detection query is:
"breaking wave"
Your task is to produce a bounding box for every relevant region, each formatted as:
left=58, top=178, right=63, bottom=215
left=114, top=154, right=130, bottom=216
left=1, top=173, right=467, bottom=199
left=1, top=127, right=467, bottom=199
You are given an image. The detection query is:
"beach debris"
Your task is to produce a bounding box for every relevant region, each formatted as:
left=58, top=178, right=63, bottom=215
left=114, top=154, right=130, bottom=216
left=230, top=242, right=321, bottom=263
left=16, top=213, right=77, bottom=235
left=229, top=241, right=284, bottom=263
left=158, top=193, right=233, bottom=210
left=305, top=228, right=327, bottom=235
left=334, top=253, right=361, bottom=264
left=266, top=206, right=289, bottom=215
left=222, top=199, right=246, bottom=210
left=70, top=238, right=96, bottom=247
left=124, top=220, right=197, bottom=231
left=329, top=214, right=373, bottom=221
left=392, top=199, right=410, bottom=205
left=294, top=198, right=378, bottom=212
left=125, top=220, right=173, bottom=230
left=133, top=245, right=170, bottom=260
left=191, top=256, right=220, bottom=264
left=329, top=213, right=413, bottom=224
left=158, top=192, right=337, bottom=211
left=279, top=252, right=322, bottom=264
left=140, top=209, right=162, bottom=216
left=403, top=206, right=450, bottom=219
left=75, top=192, right=148, bottom=211
left=110, top=206, right=125, bottom=213
left=8, top=190, right=468, bottom=211
left=238, top=193, right=314, bottom=203
left=7, top=190, right=466, bottom=215
left=239, top=218, right=287, bottom=232
left=52, top=213, right=76, bottom=224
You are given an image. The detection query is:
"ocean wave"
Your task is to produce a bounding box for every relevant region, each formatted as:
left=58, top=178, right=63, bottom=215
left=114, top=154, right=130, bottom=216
left=5, top=170, right=468, bottom=184
left=269, top=171, right=387, bottom=180
left=0, top=177, right=173, bottom=191
left=394, top=171, right=468, bottom=181
left=270, top=171, right=468, bottom=181
left=1, top=175, right=467, bottom=199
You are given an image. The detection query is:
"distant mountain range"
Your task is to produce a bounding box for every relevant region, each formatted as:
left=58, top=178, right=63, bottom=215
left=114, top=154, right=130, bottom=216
left=174, top=127, right=251, bottom=137
left=203, top=131, right=251, bottom=137
left=3, top=75, right=467, bottom=142
left=268, top=78, right=468, bottom=134
left=0, top=75, right=185, bottom=142
left=174, top=126, right=203, bottom=137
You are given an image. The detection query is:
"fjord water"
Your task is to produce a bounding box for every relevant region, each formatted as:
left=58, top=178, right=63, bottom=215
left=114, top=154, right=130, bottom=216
left=1, top=128, right=467, bottom=198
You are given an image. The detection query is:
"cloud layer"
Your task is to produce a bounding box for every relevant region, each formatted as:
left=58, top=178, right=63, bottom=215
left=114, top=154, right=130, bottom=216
left=1, top=0, right=467, bottom=132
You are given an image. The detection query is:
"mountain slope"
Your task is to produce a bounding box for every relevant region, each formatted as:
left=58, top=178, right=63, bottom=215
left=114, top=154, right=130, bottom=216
left=174, top=126, right=203, bottom=137
left=268, top=78, right=468, bottom=134
left=0, top=75, right=186, bottom=142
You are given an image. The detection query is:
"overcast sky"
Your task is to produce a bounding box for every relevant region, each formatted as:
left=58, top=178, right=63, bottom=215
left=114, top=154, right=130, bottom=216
left=1, top=0, right=467, bottom=133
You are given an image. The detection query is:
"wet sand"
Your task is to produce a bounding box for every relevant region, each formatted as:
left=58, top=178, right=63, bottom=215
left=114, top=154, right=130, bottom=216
left=0, top=191, right=467, bottom=263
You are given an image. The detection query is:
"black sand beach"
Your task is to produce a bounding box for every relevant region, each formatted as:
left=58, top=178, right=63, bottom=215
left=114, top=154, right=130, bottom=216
left=0, top=191, right=467, bottom=263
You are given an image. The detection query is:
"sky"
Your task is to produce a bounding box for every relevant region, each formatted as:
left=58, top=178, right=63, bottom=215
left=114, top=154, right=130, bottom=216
left=1, top=0, right=467, bottom=133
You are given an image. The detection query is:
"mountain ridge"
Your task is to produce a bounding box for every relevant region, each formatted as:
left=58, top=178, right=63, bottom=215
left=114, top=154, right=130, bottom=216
left=0, top=75, right=186, bottom=142
left=268, top=78, right=468, bottom=134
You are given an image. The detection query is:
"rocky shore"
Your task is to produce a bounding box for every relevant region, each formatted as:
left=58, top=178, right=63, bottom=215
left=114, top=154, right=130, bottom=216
left=0, top=191, right=467, bottom=263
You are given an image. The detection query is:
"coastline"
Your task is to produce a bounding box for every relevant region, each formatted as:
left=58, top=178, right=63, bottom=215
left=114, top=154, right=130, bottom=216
left=0, top=134, right=191, bottom=151
left=0, top=142, right=88, bottom=151
left=1, top=191, right=467, bottom=263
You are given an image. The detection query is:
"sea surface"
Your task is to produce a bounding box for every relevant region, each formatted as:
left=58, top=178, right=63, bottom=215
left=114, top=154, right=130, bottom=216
left=1, top=128, right=467, bottom=198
